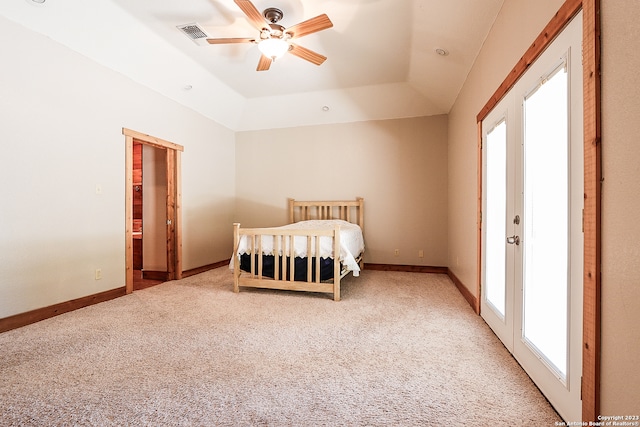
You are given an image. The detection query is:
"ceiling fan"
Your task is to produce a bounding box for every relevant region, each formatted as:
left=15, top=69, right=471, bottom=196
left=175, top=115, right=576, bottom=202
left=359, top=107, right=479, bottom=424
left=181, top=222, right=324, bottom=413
left=206, top=0, right=333, bottom=71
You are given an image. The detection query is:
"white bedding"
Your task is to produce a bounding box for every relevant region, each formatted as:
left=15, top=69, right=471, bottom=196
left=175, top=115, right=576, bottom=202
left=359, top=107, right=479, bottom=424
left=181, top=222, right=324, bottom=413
left=232, top=220, right=365, bottom=275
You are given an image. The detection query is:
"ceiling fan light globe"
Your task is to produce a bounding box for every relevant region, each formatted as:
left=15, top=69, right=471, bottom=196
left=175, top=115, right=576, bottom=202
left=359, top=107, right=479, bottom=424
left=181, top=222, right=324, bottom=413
left=258, top=38, right=289, bottom=60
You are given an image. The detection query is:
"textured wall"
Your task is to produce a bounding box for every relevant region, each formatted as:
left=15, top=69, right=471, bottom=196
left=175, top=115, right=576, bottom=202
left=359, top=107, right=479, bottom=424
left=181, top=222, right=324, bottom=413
left=600, top=0, right=640, bottom=415
left=0, top=16, right=235, bottom=318
left=447, top=0, right=566, bottom=294
left=235, top=116, right=449, bottom=267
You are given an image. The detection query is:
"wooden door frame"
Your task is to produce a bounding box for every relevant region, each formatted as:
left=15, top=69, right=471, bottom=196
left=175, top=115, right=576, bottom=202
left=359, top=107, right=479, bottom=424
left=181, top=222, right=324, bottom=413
left=476, top=0, right=600, bottom=421
left=123, top=128, right=184, bottom=293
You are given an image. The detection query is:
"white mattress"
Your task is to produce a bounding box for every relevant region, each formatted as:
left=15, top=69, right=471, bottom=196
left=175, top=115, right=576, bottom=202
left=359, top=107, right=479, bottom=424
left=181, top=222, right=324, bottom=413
left=232, top=220, right=365, bottom=274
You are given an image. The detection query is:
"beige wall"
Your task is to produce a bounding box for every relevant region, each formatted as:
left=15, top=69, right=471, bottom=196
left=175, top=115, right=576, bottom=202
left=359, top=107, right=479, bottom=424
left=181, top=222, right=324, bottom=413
left=449, top=0, right=640, bottom=416
left=235, top=116, right=449, bottom=266
left=447, top=0, right=566, bottom=292
left=0, top=16, right=236, bottom=318
left=600, top=0, right=640, bottom=415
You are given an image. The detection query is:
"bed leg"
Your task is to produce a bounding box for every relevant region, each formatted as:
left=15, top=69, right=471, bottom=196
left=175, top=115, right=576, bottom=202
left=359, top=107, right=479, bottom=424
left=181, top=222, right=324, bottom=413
left=333, top=225, right=341, bottom=301
left=233, top=223, right=241, bottom=293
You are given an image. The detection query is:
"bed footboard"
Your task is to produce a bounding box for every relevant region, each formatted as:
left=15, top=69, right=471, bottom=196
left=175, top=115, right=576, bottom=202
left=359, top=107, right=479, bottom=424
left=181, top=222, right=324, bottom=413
left=233, top=223, right=344, bottom=301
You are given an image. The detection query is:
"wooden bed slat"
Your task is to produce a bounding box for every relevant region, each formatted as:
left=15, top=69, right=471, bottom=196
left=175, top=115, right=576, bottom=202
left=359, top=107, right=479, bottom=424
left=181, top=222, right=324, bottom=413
left=333, top=225, right=341, bottom=301
left=250, top=235, right=256, bottom=276
left=315, top=236, right=321, bottom=283
left=306, top=237, right=312, bottom=282
left=274, top=235, right=280, bottom=280
left=289, top=235, right=295, bottom=281
left=280, top=235, right=287, bottom=279
left=258, top=236, right=264, bottom=278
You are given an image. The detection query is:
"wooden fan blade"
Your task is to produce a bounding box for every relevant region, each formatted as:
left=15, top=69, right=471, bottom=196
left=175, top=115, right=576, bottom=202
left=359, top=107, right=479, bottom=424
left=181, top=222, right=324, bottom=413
left=234, top=0, right=269, bottom=30
left=206, top=37, right=255, bottom=44
left=257, top=54, right=272, bottom=71
left=288, top=43, right=327, bottom=66
left=285, top=14, right=333, bottom=39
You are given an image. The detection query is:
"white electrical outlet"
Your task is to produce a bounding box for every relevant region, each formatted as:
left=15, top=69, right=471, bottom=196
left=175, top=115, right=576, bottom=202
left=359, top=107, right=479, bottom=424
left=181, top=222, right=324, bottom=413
left=394, top=249, right=399, bottom=256
left=418, top=250, right=424, bottom=258
left=95, top=269, right=102, bottom=280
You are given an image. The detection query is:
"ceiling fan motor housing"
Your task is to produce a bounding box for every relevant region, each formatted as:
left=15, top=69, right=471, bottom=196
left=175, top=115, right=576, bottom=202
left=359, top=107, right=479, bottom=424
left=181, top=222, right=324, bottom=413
left=263, top=8, right=283, bottom=23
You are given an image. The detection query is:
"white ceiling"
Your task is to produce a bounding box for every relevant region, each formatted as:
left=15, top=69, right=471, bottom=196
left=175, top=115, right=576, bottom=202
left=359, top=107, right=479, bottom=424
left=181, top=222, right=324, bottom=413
left=1, top=0, right=504, bottom=131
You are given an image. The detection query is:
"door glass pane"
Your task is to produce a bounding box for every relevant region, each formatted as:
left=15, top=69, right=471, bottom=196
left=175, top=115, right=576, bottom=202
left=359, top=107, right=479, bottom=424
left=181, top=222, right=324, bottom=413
left=522, top=65, right=569, bottom=378
left=485, top=120, right=507, bottom=317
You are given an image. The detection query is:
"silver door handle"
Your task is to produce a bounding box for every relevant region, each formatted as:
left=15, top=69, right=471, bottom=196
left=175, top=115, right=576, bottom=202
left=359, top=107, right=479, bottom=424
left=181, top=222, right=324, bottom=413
left=506, top=235, right=520, bottom=245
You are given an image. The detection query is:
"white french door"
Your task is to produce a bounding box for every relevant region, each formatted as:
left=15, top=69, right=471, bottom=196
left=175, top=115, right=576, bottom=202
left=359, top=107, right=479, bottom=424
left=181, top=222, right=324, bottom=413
left=481, top=12, right=583, bottom=422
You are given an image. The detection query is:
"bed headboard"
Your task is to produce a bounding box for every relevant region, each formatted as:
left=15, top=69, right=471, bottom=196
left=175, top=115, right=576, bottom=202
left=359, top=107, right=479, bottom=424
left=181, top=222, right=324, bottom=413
left=288, top=197, right=364, bottom=231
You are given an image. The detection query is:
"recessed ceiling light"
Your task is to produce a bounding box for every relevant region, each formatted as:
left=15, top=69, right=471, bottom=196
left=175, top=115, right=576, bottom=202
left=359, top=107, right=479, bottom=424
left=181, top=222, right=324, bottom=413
left=322, top=106, right=330, bottom=112
left=183, top=84, right=193, bottom=91
left=31, top=0, right=46, bottom=3
left=435, top=48, right=449, bottom=56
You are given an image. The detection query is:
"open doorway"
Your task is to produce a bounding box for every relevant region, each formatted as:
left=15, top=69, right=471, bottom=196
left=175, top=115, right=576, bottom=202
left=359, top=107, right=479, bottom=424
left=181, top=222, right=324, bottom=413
left=132, top=141, right=169, bottom=290
left=123, top=128, right=184, bottom=294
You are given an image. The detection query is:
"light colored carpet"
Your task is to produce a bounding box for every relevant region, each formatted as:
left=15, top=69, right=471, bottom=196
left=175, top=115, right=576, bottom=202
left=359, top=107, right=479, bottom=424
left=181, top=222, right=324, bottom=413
left=0, top=268, right=561, bottom=426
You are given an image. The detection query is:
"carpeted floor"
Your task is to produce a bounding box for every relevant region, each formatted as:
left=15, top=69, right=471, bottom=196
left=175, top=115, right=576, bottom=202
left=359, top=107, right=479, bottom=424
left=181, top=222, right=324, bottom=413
left=0, top=268, right=561, bottom=426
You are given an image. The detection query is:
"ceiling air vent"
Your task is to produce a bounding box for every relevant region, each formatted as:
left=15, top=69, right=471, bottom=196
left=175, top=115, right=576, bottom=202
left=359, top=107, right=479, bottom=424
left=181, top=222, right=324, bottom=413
left=177, top=23, right=209, bottom=46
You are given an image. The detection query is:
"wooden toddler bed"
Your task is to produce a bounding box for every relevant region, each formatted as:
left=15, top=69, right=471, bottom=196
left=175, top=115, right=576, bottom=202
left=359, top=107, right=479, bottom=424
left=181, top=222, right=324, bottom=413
left=231, top=198, right=364, bottom=301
